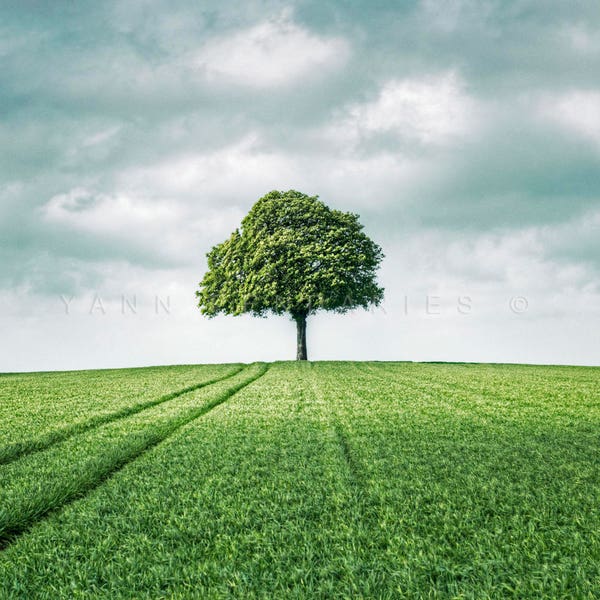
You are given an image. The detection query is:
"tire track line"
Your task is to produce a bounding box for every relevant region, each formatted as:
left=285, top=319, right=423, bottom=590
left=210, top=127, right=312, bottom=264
left=0, top=363, right=269, bottom=550
left=306, top=364, right=368, bottom=490
left=318, top=371, right=393, bottom=561
left=0, top=365, right=246, bottom=466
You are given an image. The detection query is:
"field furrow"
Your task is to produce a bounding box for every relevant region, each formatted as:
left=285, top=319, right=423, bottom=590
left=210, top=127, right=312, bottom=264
left=0, top=364, right=245, bottom=465
left=0, top=363, right=242, bottom=453
left=0, top=363, right=268, bottom=548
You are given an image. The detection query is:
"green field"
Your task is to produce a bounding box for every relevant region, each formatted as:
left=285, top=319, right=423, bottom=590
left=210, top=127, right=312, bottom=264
left=0, top=362, right=599, bottom=598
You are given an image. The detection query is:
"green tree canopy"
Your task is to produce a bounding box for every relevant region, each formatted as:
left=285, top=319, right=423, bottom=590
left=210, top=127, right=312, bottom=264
left=197, top=190, right=384, bottom=359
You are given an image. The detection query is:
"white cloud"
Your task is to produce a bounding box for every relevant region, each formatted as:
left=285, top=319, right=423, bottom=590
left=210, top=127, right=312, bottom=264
left=194, top=13, right=350, bottom=88
left=120, top=133, right=433, bottom=218
left=43, top=188, right=179, bottom=234
left=118, top=135, right=298, bottom=203
left=539, top=90, right=600, bottom=146
left=382, top=222, right=600, bottom=325
left=563, top=24, right=600, bottom=54
left=42, top=188, right=195, bottom=264
left=81, top=126, right=121, bottom=148
left=329, top=72, right=479, bottom=149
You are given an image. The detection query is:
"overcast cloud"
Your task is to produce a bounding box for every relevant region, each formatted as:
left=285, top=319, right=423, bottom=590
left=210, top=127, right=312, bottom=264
left=1, top=0, right=599, bottom=370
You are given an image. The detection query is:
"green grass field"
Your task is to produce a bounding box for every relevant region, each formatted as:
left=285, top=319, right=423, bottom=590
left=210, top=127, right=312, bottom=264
left=0, top=362, right=599, bottom=598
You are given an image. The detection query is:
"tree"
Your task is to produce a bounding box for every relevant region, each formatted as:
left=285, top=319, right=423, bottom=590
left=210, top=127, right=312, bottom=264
left=196, top=190, right=384, bottom=360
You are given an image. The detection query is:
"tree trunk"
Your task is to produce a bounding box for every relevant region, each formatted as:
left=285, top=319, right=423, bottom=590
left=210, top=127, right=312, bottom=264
left=295, top=313, right=308, bottom=361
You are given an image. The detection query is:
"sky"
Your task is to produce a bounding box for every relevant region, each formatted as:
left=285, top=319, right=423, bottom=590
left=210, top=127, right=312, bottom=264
left=1, top=0, right=599, bottom=371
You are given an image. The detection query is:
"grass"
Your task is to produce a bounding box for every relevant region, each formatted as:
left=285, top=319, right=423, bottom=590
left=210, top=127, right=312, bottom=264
left=0, top=361, right=599, bottom=598
left=0, top=363, right=267, bottom=546
left=0, top=363, right=242, bottom=463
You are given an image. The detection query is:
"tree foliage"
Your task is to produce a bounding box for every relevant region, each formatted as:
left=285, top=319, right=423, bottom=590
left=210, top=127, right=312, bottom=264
left=197, top=190, right=384, bottom=359
left=197, top=190, right=384, bottom=319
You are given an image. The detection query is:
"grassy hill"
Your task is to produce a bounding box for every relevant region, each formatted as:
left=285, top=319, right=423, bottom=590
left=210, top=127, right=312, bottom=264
left=0, top=361, right=599, bottom=597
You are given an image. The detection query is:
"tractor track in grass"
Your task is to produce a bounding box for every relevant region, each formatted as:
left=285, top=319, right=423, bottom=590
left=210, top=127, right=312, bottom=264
left=0, top=365, right=246, bottom=466
left=310, top=364, right=392, bottom=558
left=0, top=363, right=269, bottom=550
left=332, top=419, right=368, bottom=492
left=306, top=364, right=369, bottom=492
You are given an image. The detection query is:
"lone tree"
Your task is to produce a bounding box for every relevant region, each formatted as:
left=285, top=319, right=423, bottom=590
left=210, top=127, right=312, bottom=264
left=196, top=190, right=384, bottom=360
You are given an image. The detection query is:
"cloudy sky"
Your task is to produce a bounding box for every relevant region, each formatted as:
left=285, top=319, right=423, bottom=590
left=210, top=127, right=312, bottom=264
left=2, top=0, right=599, bottom=371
